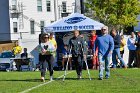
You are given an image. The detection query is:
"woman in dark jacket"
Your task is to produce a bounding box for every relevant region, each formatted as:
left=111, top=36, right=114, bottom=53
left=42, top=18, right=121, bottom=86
left=39, top=33, right=56, bottom=82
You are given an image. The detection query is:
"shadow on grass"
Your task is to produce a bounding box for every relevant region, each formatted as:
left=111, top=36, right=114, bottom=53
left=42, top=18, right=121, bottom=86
left=0, top=77, right=98, bottom=82
left=0, top=79, right=50, bottom=82
left=55, top=77, right=97, bottom=80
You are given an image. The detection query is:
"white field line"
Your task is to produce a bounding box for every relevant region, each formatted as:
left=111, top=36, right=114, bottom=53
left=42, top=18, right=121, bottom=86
left=20, top=71, right=73, bottom=93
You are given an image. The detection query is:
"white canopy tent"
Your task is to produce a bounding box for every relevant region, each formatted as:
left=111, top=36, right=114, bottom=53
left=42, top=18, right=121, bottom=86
left=44, top=13, right=104, bottom=32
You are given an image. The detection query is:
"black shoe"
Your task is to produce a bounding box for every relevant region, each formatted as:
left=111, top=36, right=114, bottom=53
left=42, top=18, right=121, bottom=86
left=105, top=75, right=109, bottom=79
left=105, top=77, right=109, bottom=79
left=77, top=75, right=82, bottom=80
left=98, top=78, right=103, bottom=80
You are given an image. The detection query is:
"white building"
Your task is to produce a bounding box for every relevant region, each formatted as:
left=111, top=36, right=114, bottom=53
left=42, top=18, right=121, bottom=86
left=0, top=0, right=75, bottom=52
left=9, top=0, right=75, bottom=41
left=0, top=0, right=75, bottom=42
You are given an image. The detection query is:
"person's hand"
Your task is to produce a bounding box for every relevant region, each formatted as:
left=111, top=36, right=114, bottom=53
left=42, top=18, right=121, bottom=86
left=41, top=49, right=48, bottom=55
left=120, top=40, right=122, bottom=43
left=109, top=51, right=112, bottom=54
left=92, top=53, right=96, bottom=59
left=83, top=54, right=87, bottom=60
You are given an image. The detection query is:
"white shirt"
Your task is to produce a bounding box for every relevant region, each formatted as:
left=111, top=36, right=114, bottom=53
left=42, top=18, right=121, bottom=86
left=39, top=41, right=55, bottom=55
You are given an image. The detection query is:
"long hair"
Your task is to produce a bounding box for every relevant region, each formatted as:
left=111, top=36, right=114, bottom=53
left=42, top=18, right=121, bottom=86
left=40, top=33, right=48, bottom=43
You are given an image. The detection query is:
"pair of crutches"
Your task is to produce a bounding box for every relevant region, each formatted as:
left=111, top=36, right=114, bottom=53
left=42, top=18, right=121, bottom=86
left=63, top=46, right=91, bottom=81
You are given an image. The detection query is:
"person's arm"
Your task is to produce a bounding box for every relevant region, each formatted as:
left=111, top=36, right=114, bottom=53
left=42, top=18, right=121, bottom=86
left=109, top=36, right=114, bottom=54
left=93, top=38, right=98, bottom=56
left=121, top=39, right=126, bottom=46
left=68, top=39, right=72, bottom=53
left=40, top=44, right=47, bottom=55
left=81, top=38, right=87, bottom=55
left=54, top=39, right=57, bottom=49
left=127, top=38, right=130, bottom=47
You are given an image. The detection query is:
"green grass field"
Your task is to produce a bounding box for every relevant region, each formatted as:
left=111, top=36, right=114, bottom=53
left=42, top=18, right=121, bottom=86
left=0, top=69, right=140, bottom=93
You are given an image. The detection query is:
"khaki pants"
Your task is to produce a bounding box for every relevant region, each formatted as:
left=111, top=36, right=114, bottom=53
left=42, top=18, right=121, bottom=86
left=136, top=50, right=140, bottom=68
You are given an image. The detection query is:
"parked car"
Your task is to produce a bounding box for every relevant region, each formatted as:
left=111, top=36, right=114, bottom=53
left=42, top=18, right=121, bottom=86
left=0, top=51, right=15, bottom=71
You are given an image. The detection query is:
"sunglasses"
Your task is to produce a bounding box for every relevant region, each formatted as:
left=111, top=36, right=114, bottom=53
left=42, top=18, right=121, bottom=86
left=102, top=29, right=106, bottom=30
left=44, top=36, right=49, bottom=38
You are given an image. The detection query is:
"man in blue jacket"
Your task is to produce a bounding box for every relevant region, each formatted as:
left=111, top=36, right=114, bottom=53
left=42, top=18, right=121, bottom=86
left=94, top=26, right=114, bottom=80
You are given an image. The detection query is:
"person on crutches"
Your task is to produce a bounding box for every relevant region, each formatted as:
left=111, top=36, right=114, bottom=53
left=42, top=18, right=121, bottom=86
left=68, top=30, right=87, bottom=79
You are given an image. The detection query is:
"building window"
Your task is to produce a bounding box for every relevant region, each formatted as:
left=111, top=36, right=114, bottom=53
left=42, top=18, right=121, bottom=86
left=13, top=22, right=18, bottom=33
left=62, top=1, right=67, bottom=12
left=30, top=21, right=35, bottom=34
left=12, top=0, right=17, bottom=10
left=37, top=0, right=42, bottom=12
left=40, top=21, right=45, bottom=33
left=50, top=21, right=54, bottom=23
left=11, top=13, right=19, bottom=18
left=46, top=0, right=51, bottom=12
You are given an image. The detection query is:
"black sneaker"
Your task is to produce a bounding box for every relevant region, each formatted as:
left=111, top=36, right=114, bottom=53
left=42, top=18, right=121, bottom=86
left=98, top=78, right=103, bottom=80
left=105, top=75, right=109, bottom=79
left=105, top=77, right=109, bottom=79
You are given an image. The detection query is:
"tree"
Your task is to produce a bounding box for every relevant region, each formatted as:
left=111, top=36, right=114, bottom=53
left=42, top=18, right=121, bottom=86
left=85, top=0, right=140, bottom=32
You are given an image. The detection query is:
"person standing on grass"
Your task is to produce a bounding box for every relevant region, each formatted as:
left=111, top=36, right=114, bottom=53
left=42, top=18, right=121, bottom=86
left=94, top=26, right=114, bottom=80
left=62, top=44, right=72, bottom=70
left=88, top=30, right=99, bottom=70
left=135, top=31, right=140, bottom=68
left=68, top=30, right=87, bottom=79
left=38, top=33, right=56, bottom=82
left=49, top=32, right=57, bottom=66
left=49, top=32, right=57, bottom=51
left=111, top=29, right=127, bottom=69
left=127, top=32, right=136, bottom=68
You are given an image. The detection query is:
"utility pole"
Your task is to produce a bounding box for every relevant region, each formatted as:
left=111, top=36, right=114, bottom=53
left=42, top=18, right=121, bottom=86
left=80, top=0, right=84, bottom=14
left=75, top=0, right=81, bottom=13
left=75, top=0, right=85, bottom=14
left=54, top=0, right=57, bottom=21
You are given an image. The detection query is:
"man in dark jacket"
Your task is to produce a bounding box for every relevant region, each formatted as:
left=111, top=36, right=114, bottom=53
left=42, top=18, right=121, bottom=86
left=69, top=30, right=87, bottom=79
left=111, top=29, right=127, bottom=69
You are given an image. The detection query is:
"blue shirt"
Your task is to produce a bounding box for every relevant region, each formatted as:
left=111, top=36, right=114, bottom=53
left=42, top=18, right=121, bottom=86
left=94, top=34, right=114, bottom=56
left=127, top=37, right=136, bottom=50
left=62, top=48, right=68, bottom=55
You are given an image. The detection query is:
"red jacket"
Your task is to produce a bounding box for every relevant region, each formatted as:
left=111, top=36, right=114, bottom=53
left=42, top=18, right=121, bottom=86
left=89, top=35, right=97, bottom=49
left=89, top=35, right=98, bottom=55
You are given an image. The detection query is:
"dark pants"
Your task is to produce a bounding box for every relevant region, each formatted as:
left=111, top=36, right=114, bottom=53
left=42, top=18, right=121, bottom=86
left=136, top=50, right=140, bottom=68
left=40, top=55, right=54, bottom=77
left=128, top=50, right=136, bottom=67
left=72, top=55, right=83, bottom=76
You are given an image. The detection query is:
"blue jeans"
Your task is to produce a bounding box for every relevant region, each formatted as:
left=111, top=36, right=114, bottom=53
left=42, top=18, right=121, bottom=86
left=98, top=54, right=110, bottom=78
left=112, top=48, right=126, bottom=68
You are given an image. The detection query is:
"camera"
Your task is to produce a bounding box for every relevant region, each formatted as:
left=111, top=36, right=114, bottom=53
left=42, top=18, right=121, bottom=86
left=44, top=45, right=48, bottom=50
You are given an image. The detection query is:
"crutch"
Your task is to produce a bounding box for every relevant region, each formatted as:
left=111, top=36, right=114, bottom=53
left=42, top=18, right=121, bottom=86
left=81, top=43, right=92, bottom=80
left=84, top=55, right=92, bottom=80
left=63, top=46, right=72, bottom=81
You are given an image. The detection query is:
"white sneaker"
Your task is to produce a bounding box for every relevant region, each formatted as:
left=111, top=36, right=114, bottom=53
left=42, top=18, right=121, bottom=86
left=77, top=75, right=82, bottom=79
left=70, top=67, right=72, bottom=70
left=50, top=76, right=53, bottom=81
left=41, top=77, right=45, bottom=82
left=62, top=67, right=64, bottom=70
